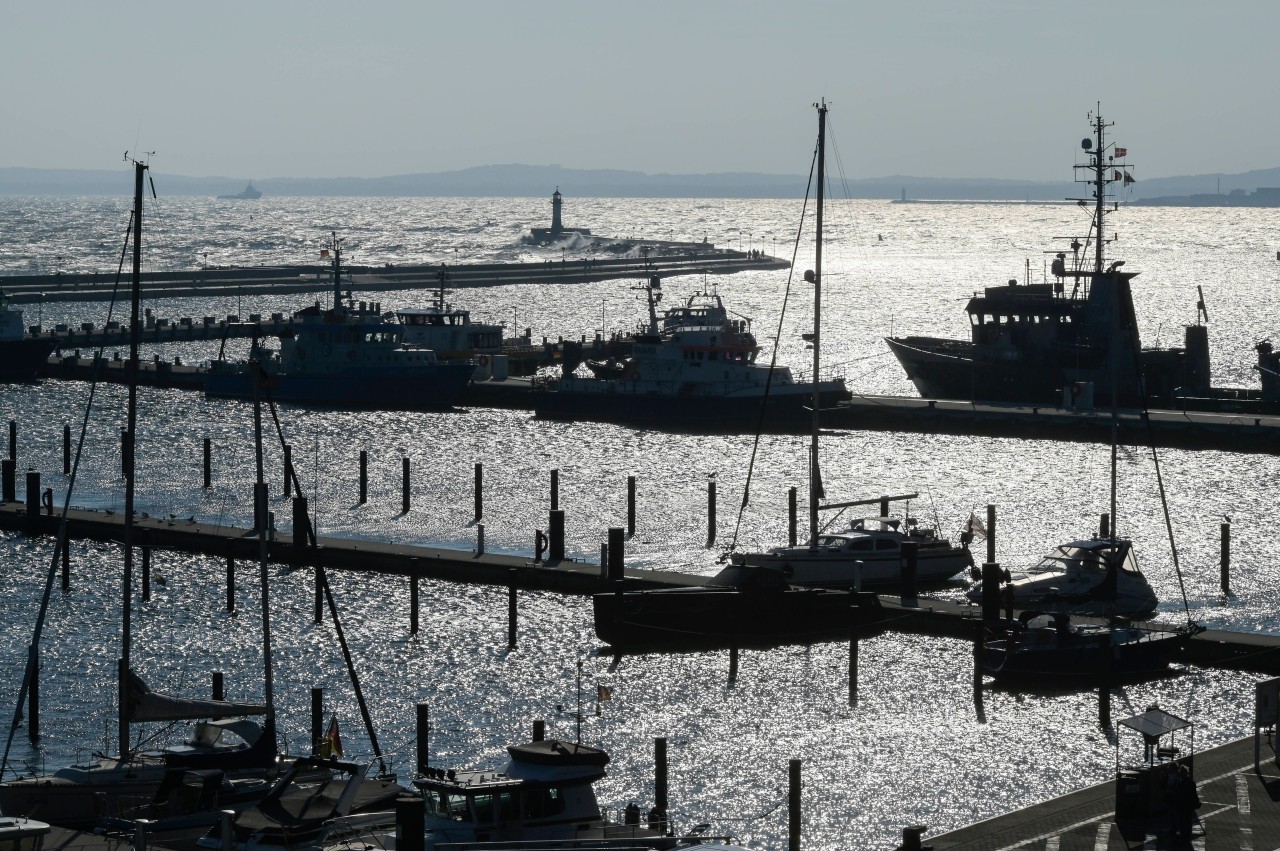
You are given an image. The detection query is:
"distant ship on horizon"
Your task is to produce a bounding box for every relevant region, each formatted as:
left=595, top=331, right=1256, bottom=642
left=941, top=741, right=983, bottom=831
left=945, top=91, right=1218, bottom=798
left=217, top=182, right=262, bottom=200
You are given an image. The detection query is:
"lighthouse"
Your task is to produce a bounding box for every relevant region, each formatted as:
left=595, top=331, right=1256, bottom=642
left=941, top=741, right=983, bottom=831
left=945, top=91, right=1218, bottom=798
left=551, top=188, right=564, bottom=235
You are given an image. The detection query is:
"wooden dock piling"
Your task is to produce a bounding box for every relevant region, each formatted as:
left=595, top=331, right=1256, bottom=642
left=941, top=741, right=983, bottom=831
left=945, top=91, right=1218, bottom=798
left=654, top=737, right=668, bottom=818
left=396, top=797, right=426, bottom=851
left=141, top=543, right=151, bottom=601
left=707, top=478, right=716, bottom=545
left=8, top=419, right=16, bottom=461
left=550, top=468, right=559, bottom=511
left=2, top=457, right=13, bottom=502
left=203, top=437, right=211, bottom=488
left=62, top=424, right=70, bottom=475
left=410, top=574, right=419, bottom=635
left=474, top=462, right=483, bottom=520
left=549, top=510, right=565, bottom=561
left=788, top=759, right=801, bottom=851
left=985, top=504, right=996, bottom=564
left=627, top=475, right=636, bottom=536
left=849, top=611, right=859, bottom=706
left=788, top=487, right=797, bottom=546
left=401, top=457, right=410, bottom=513
left=358, top=450, right=367, bottom=504
left=416, top=701, right=430, bottom=773
left=607, top=527, right=624, bottom=581
left=25, top=471, right=38, bottom=531
left=212, top=671, right=224, bottom=701
left=1221, top=521, right=1231, bottom=595
left=283, top=445, right=292, bottom=498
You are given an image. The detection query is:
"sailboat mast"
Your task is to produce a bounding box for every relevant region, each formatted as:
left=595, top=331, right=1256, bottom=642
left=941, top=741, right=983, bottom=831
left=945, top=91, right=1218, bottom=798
left=809, top=101, right=826, bottom=547
left=118, top=159, right=145, bottom=758
left=252, top=373, right=275, bottom=713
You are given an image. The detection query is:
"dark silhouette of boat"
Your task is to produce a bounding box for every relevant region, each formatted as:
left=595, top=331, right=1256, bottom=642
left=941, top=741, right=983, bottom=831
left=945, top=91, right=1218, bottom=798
left=0, top=291, right=54, bottom=381
left=218, top=183, right=262, bottom=200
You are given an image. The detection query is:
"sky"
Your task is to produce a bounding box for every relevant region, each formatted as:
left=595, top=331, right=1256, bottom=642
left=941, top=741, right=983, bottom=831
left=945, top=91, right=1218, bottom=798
left=3, top=0, right=1278, bottom=182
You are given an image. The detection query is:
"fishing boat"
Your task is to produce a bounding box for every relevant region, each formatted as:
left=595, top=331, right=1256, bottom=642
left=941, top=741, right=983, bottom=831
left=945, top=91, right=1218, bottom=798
left=0, top=292, right=54, bottom=382
left=965, top=536, right=1157, bottom=617
left=982, top=611, right=1200, bottom=680
left=532, top=276, right=849, bottom=431
left=726, top=103, right=970, bottom=593
left=0, top=159, right=279, bottom=830
left=204, top=235, right=474, bottom=409
left=885, top=115, right=1209, bottom=409
left=593, top=562, right=877, bottom=649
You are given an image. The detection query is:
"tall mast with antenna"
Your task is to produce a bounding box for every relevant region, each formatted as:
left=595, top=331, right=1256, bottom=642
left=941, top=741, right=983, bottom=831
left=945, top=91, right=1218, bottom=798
left=808, top=100, right=826, bottom=548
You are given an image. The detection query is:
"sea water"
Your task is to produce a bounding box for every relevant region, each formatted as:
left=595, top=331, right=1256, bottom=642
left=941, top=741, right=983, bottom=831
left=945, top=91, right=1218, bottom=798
left=1, top=193, right=1278, bottom=850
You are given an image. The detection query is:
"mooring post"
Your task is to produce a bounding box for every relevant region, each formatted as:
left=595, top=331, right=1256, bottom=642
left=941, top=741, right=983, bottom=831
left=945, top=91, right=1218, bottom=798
left=410, top=574, right=420, bottom=635
left=2, top=457, right=14, bottom=502
left=880, top=496, right=890, bottom=518
left=986, top=503, right=996, bottom=564
left=1098, top=682, right=1112, bottom=728
left=26, top=644, right=38, bottom=741
left=728, top=642, right=739, bottom=683
left=900, top=541, right=919, bottom=604
left=401, top=456, right=410, bottom=513
left=980, top=562, right=1002, bottom=622
left=607, top=527, right=624, bottom=582
left=225, top=551, right=235, bottom=613
left=532, top=719, right=545, bottom=741
left=292, top=496, right=310, bottom=567
left=1100, top=512, right=1110, bottom=539
left=626, top=475, right=636, bottom=536
left=63, top=424, right=71, bottom=475
left=212, top=671, right=224, bottom=701
left=396, top=796, right=426, bottom=851
left=416, top=701, right=430, bottom=774
left=549, top=509, right=565, bottom=561
left=654, top=737, right=669, bottom=828
left=508, top=568, right=518, bottom=649
left=788, top=759, right=801, bottom=851
left=1221, top=521, right=1231, bottom=595
left=8, top=419, right=16, bottom=462
left=253, top=482, right=268, bottom=534
left=707, top=478, right=717, bottom=545
left=788, top=486, right=798, bottom=546
left=203, top=437, right=212, bottom=488
left=120, top=427, right=130, bottom=479
left=358, top=450, right=367, bottom=504
left=25, top=470, right=39, bottom=531
left=60, top=537, right=69, bottom=591
left=141, top=543, right=151, bottom=602
left=477, top=523, right=485, bottom=555
left=474, top=462, right=483, bottom=520
left=550, top=468, right=559, bottom=511
left=310, top=687, right=323, bottom=756
left=283, top=444, right=292, bottom=498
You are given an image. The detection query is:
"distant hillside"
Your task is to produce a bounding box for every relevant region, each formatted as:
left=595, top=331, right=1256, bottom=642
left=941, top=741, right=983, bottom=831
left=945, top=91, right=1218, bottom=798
left=2, top=163, right=1279, bottom=200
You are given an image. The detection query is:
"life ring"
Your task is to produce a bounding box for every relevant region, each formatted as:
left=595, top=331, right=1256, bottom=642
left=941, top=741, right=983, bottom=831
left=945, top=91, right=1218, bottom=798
left=478, top=354, right=490, bottom=368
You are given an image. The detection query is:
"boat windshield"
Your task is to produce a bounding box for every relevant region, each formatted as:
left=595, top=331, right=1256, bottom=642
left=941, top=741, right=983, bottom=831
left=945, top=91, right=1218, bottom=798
left=1038, top=542, right=1140, bottom=575
left=422, top=788, right=470, bottom=821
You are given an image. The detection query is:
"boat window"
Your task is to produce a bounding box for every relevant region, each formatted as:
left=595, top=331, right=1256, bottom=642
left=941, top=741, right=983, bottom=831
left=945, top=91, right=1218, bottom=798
left=846, top=538, right=874, bottom=552
left=524, top=786, right=566, bottom=819
left=423, top=789, right=468, bottom=821
left=874, top=539, right=898, bottom=551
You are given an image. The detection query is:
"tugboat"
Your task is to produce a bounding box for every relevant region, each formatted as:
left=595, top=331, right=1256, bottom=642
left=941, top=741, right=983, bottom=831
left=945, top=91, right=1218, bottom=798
left=0, top=291, right=55, bottom=381
left=532, top=276, right=848, bottom=430
left=886, top=112, right=1208, bottom=409
left=205, top=235, right=474, bottom=409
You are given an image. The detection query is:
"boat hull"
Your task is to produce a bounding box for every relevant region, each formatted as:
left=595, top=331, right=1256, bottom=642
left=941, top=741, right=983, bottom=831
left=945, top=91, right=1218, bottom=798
left=533, top=382, right=850, bottom=431
left=204, top=364, right=474, bottom=409
left=0, top=338, right=55, bottom=382
left=983, top=623, right=1191, bottom=681
left=738, top=546, right=970, bottom=590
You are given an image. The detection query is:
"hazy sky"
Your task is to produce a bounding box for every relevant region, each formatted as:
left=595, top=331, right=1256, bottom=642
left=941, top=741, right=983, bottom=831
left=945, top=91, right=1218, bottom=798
left=4, top=0, right=1277, bottom=182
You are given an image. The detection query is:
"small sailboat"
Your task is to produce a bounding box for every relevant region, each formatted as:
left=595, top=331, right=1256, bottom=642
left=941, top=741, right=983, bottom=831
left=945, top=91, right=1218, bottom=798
left=727, top=103, right=970, bottom=592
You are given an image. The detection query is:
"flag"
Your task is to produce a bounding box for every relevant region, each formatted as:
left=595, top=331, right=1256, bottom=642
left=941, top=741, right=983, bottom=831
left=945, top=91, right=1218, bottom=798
left=1114, top=146, right=1128, bottom=158
left=597, top=684, right=613, bottom=702
left=321, top=714, right=343, bottom=758
left=965, top=513, right=986, bottom=542
left=320, top=249, right=330, bottom=258
left=1123, top=171, right=1136, bottom=186
left=1113, top=170, right=1123, bottom=182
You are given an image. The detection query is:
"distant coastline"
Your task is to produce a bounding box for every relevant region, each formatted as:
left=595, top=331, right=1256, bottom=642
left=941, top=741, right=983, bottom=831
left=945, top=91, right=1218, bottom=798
left=3, top=163, right=1280, bottom=201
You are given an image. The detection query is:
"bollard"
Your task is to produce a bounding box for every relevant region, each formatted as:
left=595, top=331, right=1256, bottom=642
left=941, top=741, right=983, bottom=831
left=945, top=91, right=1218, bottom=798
left=212, top=671, right=224, bottom=701
left=985, top=504, right=996, bottom=564
left=1100, top=512, right=1110, bottom=539
left=707, top=478, right=716, bottom=545
left=395, top=796, right=426, bottom=851
left=508, top=569, right=518, bottom=649
left=607, top=528, right=625, bottom=582
left=2, top=457, right=13, bottom=502
left=283, top=444, right=292, bottom=498
left=359, top=450, right=367, bottom=504
left=474, top=462, right=483, bottom=520
left=1221, top=521, right=1231, bottom=595
left=141, top=544, right=151, bottom=602
left=550, top=468, right=559, bottom=511
left=26, top=645, right=38, bottom=741
left=203, top=437, right=212, bottom=488
left=627, top=475, right=636, bottom=536
left=549, top=510, right=565, bottom=561
left=980, top=562, right=1002, bottom=622
left=416, top=702, right=430, bottom=774
left=311, top=687, right=324, bottom=756
left=410, top=575, right=419, bottom=635
left=402, top=457, right=410, bottom=513
left=654, top=737, right=668, bottom=818
left=788, top=759, right=801, bottom=851
left=8, top=419, right=15, bottom=461
left=225, top=553, right=235, bottom=612
left=532, top=719, right=545, bottom=741
left=900, top=541, right=918, bottom=603
left=25, top=470, right=39, bottom=530
left=63, top=424, right=71, bottom=475
left=788, top=486, right=798, bottom=546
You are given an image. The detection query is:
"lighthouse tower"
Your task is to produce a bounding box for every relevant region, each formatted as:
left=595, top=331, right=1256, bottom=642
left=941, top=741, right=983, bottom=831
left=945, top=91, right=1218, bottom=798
left=550, top=188, right=564, bottom=235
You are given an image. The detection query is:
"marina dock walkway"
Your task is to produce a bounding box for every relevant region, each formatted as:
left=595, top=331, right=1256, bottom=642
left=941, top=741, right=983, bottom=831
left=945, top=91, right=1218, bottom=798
left=930, top=733, right=1280, bottom=850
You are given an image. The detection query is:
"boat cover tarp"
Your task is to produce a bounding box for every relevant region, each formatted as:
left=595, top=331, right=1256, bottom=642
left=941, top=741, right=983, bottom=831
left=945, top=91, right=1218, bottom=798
left=127, top=671, right=267, bottom=722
